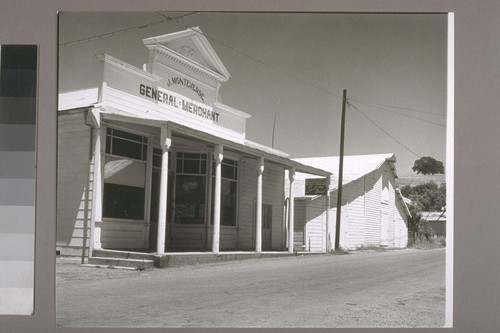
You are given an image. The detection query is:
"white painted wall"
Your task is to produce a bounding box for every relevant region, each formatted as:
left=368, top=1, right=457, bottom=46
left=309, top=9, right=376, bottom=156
left=237, top=158, right=286, bottom=250
left=296, top=161, right=410, bottom=251
left=56, top=110, right=93, bottom=256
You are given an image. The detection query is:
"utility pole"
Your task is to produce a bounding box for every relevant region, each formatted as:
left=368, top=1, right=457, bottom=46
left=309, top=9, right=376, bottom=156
left=335, top=89, right=347, bottom=250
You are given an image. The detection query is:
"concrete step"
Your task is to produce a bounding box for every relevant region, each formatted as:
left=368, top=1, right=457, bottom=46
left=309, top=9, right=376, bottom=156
left=92, top=249, right=155, bottom=261
left=88, top=256, right=155, bottom=269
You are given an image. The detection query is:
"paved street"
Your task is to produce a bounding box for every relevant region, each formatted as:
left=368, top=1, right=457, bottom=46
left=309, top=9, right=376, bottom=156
left=57, top=248, right=446, bottom=328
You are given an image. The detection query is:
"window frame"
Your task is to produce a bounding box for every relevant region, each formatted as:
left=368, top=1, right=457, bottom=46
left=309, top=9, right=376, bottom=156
left=102, top=126, right=150, bottom=221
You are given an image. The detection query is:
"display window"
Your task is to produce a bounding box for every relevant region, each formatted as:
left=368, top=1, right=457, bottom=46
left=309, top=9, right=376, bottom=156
left=211, top=159, right=238, bottom=226
left=103, top=127, right=148, bottom=220
left=174, top=153, right=207, bottom=225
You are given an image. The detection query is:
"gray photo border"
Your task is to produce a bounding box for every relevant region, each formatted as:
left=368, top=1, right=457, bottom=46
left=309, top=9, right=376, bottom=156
left=0, top=1, right=499, bottom=332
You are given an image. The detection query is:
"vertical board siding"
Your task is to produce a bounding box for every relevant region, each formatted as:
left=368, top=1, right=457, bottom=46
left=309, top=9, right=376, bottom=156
left=299, top=161, right=409, bottom=251
left=343, top=178, right=366, bottom=249
left=305, top=199, right=325, bottom=252
left=57, top=111, right=93, bottom=256
left=364, top=171, right=381, bottom=246
left=294, top=200, right=306, bottom=249
left=388, top=173, right=397, bottom=247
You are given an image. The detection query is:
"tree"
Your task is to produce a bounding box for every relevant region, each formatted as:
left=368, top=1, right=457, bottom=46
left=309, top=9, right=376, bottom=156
left=400, top=182, right=446, bottom=212
left=412, top=156, right=445, bottom=175
left=400, top=181, right=446, bottom=244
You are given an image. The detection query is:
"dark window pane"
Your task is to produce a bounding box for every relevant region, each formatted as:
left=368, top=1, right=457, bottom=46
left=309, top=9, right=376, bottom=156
left=221, top=164, right=234, bottom=179
left=184, top=153, right=200, bottom=159
left=111, top=128, right=143, bottom=142
left=221, top=180, right=237, bottom=226
left=263, top=204, right=272, bottom=229
left=153, top=154, right=161, bottom=168
left=174, top=175, right=206, bottom=224
left=183, top=159, right=200, bottom=174
left=142, top=144, right=148, bottom=161
left=176, top=158, right=183, bottom=173
left=200, top=160, right=207, bottom=174
left=105, top=135, right=111, bottom=154
left=112, top=137, right=142, bottom=160
left=211, top=179, right=237, bottom=226
left=103, top=183, right=145, bottom=220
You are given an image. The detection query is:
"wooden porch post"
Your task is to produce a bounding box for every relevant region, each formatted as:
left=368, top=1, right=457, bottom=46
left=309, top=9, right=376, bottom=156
left=255, top=157, right=264, bottom=253
left=288, top=167, right=295, bottom=254
left=88, top=108, right=103, bottom=254
left=212, top=144, right=223, bottom=254
left=156, top=125, right=171, bottom=255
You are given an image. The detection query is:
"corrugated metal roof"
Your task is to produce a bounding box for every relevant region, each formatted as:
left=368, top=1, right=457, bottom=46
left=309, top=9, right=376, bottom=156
left=421, top=211, right=446, bottom=222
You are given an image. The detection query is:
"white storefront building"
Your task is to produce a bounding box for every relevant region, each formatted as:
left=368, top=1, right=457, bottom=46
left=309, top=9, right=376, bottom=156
left=56, top=27, right=331, bottom=262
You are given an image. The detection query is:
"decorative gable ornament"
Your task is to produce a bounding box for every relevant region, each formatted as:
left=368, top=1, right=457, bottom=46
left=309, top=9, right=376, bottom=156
left=143, top=26, right=231, bottom=83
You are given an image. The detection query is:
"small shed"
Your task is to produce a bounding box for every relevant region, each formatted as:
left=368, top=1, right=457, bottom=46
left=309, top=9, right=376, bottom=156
left=289, top=153, right=411, bottom=251
left=421, top=211, right=447, bottom=237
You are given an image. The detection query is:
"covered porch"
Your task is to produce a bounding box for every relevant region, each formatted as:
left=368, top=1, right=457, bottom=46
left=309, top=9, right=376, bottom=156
left=87, top=110, right=331, bottom=260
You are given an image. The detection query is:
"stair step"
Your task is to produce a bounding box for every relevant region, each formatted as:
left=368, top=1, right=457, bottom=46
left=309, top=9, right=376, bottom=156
left=88, top=257, right=155, bottom=269
left=92, top=249, right=155, bottom=260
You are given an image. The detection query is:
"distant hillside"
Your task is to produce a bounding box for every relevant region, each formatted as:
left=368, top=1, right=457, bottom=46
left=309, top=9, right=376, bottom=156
left=396, top=174, right=446, bottom=188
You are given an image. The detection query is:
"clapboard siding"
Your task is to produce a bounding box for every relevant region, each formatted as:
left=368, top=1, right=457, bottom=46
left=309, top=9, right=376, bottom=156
left=262, top=162, right=285, bottom=250
left=237, top=157, right=257, bottom=250
left=236, top=158, right=286, bottom=250
left=57, top=111, right=93, bottom=256
left=297, top=160, right=410, bottom=251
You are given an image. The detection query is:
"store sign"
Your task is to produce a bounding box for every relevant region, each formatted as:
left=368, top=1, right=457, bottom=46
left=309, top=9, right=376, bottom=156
left=305, top=178, right=328, bottom=195
left=166, top=77, right=205, bottom=102
left=139, top=83, right=219, bottom=123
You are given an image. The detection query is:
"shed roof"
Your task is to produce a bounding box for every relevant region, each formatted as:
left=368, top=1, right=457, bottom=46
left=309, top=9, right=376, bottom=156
left=291, top=153, right=398, bottom=199
left=421, top=211, right=447, bottom=222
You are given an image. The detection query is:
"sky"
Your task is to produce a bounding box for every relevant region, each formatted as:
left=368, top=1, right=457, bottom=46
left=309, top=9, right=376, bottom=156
left=58, top=12, right=448, bottom=177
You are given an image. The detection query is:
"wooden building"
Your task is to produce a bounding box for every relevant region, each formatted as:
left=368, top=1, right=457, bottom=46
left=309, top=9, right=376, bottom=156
left=290, top=153, right=411, bottom=251
left=56, top=27, right=330, bottom=260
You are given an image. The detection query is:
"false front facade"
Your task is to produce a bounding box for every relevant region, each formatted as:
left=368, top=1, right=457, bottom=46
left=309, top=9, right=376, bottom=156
left=57, top=27, right=330, bottom=259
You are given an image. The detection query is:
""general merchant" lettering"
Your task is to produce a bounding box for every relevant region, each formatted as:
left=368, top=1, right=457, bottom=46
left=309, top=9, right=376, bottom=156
left=139, top=83, right=219, bottom=123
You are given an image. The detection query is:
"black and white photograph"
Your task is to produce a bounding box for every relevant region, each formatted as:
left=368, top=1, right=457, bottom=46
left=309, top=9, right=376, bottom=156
left=55, top=11, right=452, bottom=328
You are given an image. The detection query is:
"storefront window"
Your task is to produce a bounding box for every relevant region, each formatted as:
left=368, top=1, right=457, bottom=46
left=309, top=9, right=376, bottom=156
left=212, top=159, right=238, bottom=226
left=174, top=153, right=207, bottom=224
left=103, top=183, right=145, bottom=219
left=103, top=127, right=148, bottom=220
left=106, top=127, right=148, bottom=161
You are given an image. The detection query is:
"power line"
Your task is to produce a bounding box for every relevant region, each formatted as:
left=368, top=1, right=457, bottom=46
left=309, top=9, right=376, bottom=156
left=348, top=97, right=446, bottom=117
left=59, top=12, right=198, bottom=48
left=348, top=101, right=422, bottom=159
left=355, top=102, right=446, bottom=127
left=186, top=26, right=446, bottom=123
left=182, top=26, right=345, bottom=100
left=59, top=13, right=446, bottom=124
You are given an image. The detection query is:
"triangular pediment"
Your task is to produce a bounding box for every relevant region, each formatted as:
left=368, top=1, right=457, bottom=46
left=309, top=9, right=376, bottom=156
left=143, top=27, right=230, bottom=82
